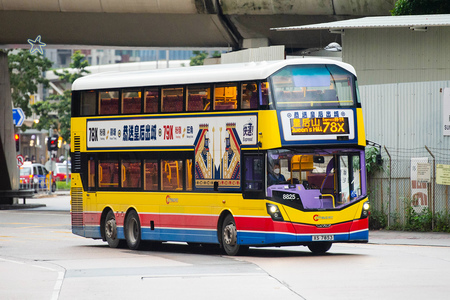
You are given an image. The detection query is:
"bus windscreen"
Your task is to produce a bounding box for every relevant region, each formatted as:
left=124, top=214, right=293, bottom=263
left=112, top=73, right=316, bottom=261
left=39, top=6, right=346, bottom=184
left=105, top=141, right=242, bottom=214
left=270, top=64, right=356, bottom=109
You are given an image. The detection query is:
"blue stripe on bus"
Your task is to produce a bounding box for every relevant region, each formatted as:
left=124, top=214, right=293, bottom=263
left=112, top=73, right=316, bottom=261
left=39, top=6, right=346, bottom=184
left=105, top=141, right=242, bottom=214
left=75, top=226, right=368, bottom=245
left=349, top=229, right=369, bottom=241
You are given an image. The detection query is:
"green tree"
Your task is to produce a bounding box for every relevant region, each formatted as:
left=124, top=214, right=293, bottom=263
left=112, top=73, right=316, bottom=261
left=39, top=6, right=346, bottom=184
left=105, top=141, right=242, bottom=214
left=190, top=51, right=209, bottom=66
left=5, top=49, right=52, bottom=127
left=33, top=51, right=90, bottom=143
left=391, top=0, right=450, bottom=15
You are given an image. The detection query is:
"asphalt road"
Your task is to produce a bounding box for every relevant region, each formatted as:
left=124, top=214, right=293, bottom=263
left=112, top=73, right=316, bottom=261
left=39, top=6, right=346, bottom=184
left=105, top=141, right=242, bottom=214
left=1, top=193, right=449, bottom=300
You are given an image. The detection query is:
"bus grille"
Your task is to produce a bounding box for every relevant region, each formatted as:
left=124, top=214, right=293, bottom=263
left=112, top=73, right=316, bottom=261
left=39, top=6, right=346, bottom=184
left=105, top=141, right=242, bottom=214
left=73, top=134, right=81, bottom=173
left=71, top=187, right=83, bottom=226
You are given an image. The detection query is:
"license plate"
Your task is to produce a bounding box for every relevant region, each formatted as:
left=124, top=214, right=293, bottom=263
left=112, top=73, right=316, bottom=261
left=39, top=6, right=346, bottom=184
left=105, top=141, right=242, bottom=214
left=312, top=235, right=334, bottom=241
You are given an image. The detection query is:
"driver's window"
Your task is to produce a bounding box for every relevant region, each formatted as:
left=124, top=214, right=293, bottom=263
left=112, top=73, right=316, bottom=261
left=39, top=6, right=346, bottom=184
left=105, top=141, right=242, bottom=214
left=267, top=155, right=289, bottom=186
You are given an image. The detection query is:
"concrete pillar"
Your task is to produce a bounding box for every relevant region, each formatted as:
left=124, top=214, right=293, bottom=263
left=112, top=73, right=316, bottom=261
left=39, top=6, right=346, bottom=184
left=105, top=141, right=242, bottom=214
left=0, top=51, right=19, bottom=204
left=242, top=38, right=269, bottom=49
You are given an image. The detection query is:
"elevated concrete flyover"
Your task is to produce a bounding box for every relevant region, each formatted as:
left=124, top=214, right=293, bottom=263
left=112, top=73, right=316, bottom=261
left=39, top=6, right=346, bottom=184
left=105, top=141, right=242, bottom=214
left=0, top=0, right=395, bottom=51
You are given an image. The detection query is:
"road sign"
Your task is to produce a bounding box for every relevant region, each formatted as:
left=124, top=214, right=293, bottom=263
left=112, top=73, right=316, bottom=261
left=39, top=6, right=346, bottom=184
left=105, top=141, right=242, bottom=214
left=45, top=160, right=56, bottom=172
left=16, top=154, right=24, bottom=167
left=12, top=108, right=25, bottom=127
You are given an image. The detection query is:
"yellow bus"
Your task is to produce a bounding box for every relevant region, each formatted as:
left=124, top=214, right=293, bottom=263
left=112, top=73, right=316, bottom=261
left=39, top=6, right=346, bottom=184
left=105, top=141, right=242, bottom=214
left=71, top=58, right=369, bottom=255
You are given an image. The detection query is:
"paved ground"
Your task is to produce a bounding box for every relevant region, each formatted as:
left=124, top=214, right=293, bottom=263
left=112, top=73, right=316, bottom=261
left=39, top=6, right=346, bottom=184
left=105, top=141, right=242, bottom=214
left=3, top=191, right=450, bottom=247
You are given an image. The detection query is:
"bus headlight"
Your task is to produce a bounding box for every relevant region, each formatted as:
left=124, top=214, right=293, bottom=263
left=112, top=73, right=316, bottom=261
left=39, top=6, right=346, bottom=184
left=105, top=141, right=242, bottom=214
left=266, top=203, right=284, bottom=221
left=361, top=202, right=370, bottom=218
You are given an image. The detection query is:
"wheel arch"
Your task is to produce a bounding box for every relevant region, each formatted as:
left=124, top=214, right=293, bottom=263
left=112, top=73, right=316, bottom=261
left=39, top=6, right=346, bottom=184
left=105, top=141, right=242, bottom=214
left=217, top=209, right=233, bottom=246
left=124, top=206, right=140, bottom=225
left=100, top=206, right=114, bottom=242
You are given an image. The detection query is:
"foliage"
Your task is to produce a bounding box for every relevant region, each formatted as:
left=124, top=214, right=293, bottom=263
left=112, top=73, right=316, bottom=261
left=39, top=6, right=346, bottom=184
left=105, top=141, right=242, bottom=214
left=211, top=51, right=222, bottom=58
left=391, top=0, right=450, bottom=15
left=434, top=212, right=450, bottom=232
left=369, top=209, right=388, bottom=230
left=6, top=49, right=53, bottom=129
left=33, top=51, right=90, bottom=143
left=405, top=206, right=433, bottom=231
left=365, top=146, right=383, bottom=175
left=56, top=180, right=71, bottom=191
left=190, top=51, right=209, bottom=66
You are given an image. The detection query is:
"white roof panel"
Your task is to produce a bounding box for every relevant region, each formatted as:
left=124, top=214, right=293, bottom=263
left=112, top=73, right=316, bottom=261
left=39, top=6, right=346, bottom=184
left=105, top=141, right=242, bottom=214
left=272, top=14, right=450, bottom=31
left=72, top=58, right=356, bottom=91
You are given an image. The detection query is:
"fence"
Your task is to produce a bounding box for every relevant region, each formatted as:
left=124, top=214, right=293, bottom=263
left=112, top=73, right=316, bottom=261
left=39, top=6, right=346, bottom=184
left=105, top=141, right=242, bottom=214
left=368, top=146, right=450, bottom=231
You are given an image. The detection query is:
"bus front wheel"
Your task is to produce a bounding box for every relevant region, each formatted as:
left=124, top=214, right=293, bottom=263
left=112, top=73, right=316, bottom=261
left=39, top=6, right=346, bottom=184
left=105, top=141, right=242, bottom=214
left=221, top=214, right=248, bottom=256
left=104, top=210, right=123, bottom=248
left=124, top=210, right=142, bottom=250
left=308, top=242, right=332, bottom=254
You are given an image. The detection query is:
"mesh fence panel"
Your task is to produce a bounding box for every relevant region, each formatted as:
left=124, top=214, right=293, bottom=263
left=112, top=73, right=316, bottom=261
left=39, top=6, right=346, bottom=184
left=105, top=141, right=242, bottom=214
left=368, top=147, right=450, bottom=230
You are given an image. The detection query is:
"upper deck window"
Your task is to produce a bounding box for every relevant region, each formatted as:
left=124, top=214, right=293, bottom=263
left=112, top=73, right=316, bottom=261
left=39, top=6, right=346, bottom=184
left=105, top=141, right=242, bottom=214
left=241, top=82, right=258, bottom=110
left=80, top=91, right=97, bottom=116
left=144, top=88, right=159, bottom=113
left=187, top=85, right=210, bottom=112
left=162, top=87, right=184, bottom=113
left=99, top=91, right=119, bottom=115
left=214, top=84, right=237, bottom=111
left=270, top=64, right=356, bottom=109
left=122, top=90, right=141, bottom=114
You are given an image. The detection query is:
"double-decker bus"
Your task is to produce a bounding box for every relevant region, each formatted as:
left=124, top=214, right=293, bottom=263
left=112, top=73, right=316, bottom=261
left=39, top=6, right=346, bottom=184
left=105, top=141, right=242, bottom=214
left=70, top=58, right=369, bottom=255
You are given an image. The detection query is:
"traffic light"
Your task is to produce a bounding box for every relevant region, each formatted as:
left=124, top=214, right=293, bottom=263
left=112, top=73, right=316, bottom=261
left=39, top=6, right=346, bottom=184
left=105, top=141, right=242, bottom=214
left=48, top=135, right=58, bottom=151
left=14, top=134, right=19, bottom=152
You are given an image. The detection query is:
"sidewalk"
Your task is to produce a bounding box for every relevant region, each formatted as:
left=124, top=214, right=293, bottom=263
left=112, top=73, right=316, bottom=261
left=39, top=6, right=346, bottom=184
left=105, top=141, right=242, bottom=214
left=0, top=191, right=70, bottom=211
left=369, top=230, right=450, bottom=247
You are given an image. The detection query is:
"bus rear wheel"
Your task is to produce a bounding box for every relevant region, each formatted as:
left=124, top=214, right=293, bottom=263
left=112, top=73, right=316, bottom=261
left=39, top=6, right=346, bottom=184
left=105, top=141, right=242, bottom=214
left=221, top=214, right=248, bottom=256
left=125, top=210, right=142, bottom=250
left=308, top=242, right=332, bottom=254
left=104, top=210, right=123, bottom=248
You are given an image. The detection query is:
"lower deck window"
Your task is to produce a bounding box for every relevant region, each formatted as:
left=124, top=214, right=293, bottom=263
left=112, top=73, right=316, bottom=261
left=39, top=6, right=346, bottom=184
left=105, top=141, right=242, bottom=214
left=99, top=160, right=119, bottom=188
left=144, top=160, right=158, bottom=191
left=161, top=160, right=184, bottom=191
left=122, top=160, right=141, bottom=188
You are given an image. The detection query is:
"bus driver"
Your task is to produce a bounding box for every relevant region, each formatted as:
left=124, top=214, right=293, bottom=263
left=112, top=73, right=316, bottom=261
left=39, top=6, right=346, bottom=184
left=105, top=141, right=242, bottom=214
left=268, top=163, right=286, bottom=185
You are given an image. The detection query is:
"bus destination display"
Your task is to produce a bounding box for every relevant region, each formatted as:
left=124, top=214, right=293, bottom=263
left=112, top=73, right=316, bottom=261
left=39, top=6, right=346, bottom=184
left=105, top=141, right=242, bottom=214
left=290, top=117, right=349, bottom=135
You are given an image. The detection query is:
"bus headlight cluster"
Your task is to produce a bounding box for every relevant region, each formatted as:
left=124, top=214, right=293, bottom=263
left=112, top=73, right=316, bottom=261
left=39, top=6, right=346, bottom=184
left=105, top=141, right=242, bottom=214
left=266, top=203, right=284, bottom=221
left=361, top=202, right=370, bottom=218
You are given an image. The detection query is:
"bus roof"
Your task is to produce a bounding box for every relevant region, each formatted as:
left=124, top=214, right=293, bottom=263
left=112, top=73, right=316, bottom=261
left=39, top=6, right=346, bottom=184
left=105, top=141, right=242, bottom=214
left=72, top=58, right=357, bottom=91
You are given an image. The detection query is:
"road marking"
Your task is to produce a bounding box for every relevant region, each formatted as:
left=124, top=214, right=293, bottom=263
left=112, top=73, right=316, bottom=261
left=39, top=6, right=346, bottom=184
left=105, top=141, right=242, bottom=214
left=0, top=258, right=65, bottom=300
left=141, top=272, right=265, bottom=279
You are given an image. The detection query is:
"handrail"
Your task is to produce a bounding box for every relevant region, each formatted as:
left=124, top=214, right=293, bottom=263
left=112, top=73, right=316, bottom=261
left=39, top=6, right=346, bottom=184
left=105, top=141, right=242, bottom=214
left=321, top=194, right=335, bottom=208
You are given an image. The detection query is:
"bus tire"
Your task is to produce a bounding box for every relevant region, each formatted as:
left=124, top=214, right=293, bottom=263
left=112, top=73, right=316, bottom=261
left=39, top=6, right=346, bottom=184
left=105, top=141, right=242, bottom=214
left=124, top=210, right=142, bottom=250
left=104, top=210, right=123, bottom=248
left=308, top=242, right=332, bottom=254
left=221, top=214, right=248, bottom=256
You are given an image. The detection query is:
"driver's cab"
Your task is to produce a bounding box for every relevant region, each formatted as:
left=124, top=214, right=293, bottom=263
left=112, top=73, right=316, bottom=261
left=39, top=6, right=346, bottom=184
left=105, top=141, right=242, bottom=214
left=267, top=149, right=365, bottom=210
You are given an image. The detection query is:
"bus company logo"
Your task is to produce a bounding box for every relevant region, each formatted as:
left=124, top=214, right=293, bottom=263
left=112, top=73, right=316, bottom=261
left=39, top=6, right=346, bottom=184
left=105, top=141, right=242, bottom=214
left=89, top=127, right=98, bottom=141
left=313, top=214, right=333, bottom=222
left=166, top=195, right=178, bottom=204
